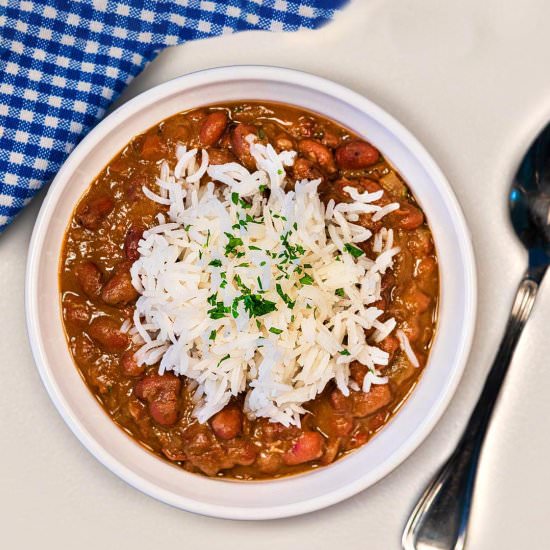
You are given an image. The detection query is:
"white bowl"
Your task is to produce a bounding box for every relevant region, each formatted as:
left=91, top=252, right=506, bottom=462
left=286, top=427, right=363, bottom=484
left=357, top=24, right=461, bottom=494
left=25, top=65, right=476, bottom=520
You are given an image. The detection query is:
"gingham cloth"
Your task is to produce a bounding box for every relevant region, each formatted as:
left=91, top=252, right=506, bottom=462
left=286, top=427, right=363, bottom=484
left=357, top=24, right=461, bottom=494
left=0, top=0, right=347, bottom=233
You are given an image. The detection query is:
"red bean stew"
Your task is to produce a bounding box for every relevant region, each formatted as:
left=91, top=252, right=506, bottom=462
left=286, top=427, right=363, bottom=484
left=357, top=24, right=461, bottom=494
left=60, top=102, right=439, bottom=479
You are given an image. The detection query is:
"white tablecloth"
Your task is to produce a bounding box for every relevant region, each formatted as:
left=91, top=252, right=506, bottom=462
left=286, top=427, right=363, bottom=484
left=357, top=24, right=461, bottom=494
left=3, top=1, right=550, bottom=548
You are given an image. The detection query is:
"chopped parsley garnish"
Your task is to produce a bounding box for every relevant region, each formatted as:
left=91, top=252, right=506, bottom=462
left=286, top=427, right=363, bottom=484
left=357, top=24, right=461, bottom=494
left=217, top=354, right=230, bottom=366
left=208, top=301, right=230, bottom=319
left=269, top=327, right=283, bottom=335
left=339, top=350, right=351, bottom=356
left=243, top=294, right=277, bottom=318
left=344, top=243, right=364, bottom=258
left=231, top=192, right=251, bottom=210
left=277, top=169, right=283, bottom=175
left=257, top=276, right=263, bottom=290
left=205, top=229, right=211, bottom=247
left=293, top=222, right=298, bottom=230
left=209, top=330, right=217, bottom=341
left=224, top=232, right=244, bottom=256
left=236, top=262, right=250, bottom=268
left=299, top=274, right=313, bottom=285
left=276, top=283, right=295, bottom=309
left=259, top=184, right=267, bottom=192
left=207, top=292, right=218, bottom=306
left=335, top=288, right=345, bottom=297
left=209, top=259, right=222, bottom=267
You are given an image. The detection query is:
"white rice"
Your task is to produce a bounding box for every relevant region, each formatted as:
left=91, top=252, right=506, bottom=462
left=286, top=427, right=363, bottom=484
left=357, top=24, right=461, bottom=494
left=129, top=135, right=413, bottom=427
left=396, top=328, right=420, bottom=368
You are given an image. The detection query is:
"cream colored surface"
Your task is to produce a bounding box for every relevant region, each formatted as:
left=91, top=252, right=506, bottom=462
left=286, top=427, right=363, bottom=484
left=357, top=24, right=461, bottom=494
left=2, top=0, right=550, bottom=548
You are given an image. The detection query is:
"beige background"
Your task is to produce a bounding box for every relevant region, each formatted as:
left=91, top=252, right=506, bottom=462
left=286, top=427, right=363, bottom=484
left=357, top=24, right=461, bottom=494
left=2, top=0, right=550, bottom=548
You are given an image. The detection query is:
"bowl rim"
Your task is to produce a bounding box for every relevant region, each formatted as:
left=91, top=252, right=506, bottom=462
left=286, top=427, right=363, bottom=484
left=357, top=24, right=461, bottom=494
left=25, top=64, right=477, bottom=520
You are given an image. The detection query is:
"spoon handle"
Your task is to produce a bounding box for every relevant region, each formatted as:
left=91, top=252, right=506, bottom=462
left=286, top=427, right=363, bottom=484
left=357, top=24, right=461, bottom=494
left=402, top=271, right=543, bottom=550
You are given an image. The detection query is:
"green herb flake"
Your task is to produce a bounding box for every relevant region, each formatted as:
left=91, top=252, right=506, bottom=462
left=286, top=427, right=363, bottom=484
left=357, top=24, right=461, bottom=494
left=277, top=169, right=283, bottom=175
left=231, top=192, right=239, bottom=206
left=217, top=354, right=230, bottom=366
left=209, top=259, right=222, bottom=267
left=269, top=327, right=283, bottom=335
left=335, top=288, right=345, bottom=297
left=209, top=330, right=217, bottom=341
left=344, top=243, right=365, bottom=258
left=208, top=301, right=230, bottom=320
left=243, top=294, right=277, bottom=318
left=259, top=184, right=267, bottom=192
left=339, top=350, right=351, bottom=356
left=249, top=245, right=261, bottom=251
left=224, top=232, right=244, bottom=256
left=276, top=283, right=295, bottom=309
left=299, top=274, right=314, bottom=285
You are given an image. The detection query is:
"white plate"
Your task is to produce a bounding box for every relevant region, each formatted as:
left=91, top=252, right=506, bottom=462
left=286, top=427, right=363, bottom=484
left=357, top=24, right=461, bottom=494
left=25, top=65, right=476, bottom=520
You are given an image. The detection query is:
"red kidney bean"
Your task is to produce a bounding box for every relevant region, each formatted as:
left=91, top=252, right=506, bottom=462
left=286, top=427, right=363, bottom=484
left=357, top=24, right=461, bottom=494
left=351, top=385, right=392, bottom=417
left=88, top=316, right=129, bottom=353
left=76, top=195, right=114, bottom=230
left=394, top=203, right=424, bottom=230
left=256, top=452, right=283, bottom=474
left=292, top=157, right=324, bottom=183
left=121, top=349, right=145, bottom=377
left=378, top=334, right=400, bottom=363
left=297, top=139, right=337, bottom=174
left=350, top=361, right=368, bottom=387
left=231, top=123, right=257, bottom=170
left=335, top=140, right=380, bottom=169
left=101, top=265, right=138, bottom=306
left=330, top=388, right=352, bottom=413
left=74, top=261, right=103, bottom=299
left=124, top=225, right=144, bottom=262
left=63, top=296, right=90, bottom=327
left=225, top=439, right=258, bottom=466
left=211, top=407, right=243, bottom=440
left=199, top=111, right=228, bottom=146
left=134, top=373, right=181, bottom=426
left=321, top=130, right=340, bottom=148
left=404, top=284, right=431, bottom=314
left=140, top=133, right=166, bottom=161
left=282, top=431, right=324, bottom=466
left=274, top=135, right=295, bottom=151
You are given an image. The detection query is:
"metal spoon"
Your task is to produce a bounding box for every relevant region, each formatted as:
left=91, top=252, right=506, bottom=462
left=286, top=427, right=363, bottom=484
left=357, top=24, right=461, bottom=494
left=402, top=121, right=550, bottom=550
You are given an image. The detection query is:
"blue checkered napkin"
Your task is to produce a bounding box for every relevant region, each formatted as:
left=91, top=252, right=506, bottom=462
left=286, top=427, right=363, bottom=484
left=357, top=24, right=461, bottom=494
left=0, top=0, right=348, bottom=233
